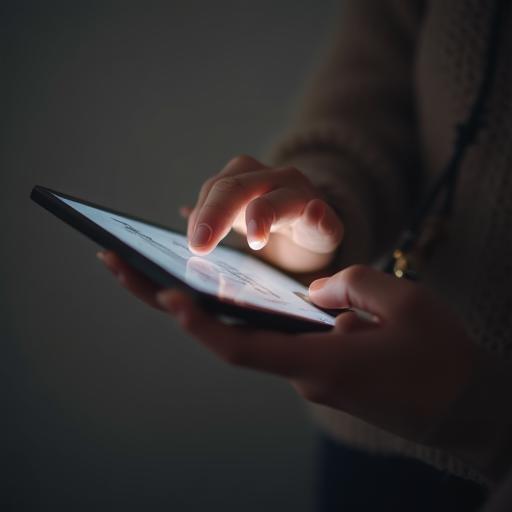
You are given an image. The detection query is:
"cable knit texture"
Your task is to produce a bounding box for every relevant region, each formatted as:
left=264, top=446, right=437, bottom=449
left=268, top=0, right=512, bottom=484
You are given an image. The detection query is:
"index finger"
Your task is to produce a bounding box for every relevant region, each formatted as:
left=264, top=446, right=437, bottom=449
left=187, top=155, right=266, bottom=240
left=189, top=167, right=310, bottom=254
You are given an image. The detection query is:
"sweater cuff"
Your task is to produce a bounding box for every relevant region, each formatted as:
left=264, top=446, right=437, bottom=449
left=423, top=347, right=512, bottom=484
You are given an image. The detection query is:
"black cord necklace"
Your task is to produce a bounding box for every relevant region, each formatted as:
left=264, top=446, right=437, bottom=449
left=385, top=0, right=507, bottom=279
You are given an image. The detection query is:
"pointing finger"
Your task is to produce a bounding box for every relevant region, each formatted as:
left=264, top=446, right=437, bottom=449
left=187, top=155, right=266, bottom=239
left=189, top=167, right=310, bottom=254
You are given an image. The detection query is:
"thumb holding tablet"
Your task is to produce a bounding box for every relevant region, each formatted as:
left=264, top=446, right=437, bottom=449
left=96, top=236, right=477, bottom=443
left=112, top=257, right=476, bottom=442
left=186, top=155, right=344, bottom=273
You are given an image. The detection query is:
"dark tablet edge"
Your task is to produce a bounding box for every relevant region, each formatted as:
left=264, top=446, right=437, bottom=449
left=30, top=185, right=335, bottom=333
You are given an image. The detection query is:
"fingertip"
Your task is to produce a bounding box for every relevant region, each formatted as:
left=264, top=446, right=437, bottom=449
left=246, top=218, right=269, bottom=251
left=308, top=278, right=332, bottom=307
left=253, top=241, right=267, bottom=250
left=187, top=242, right=214, bottom=255
left=309, top=277, right=329, bottom=294
left=249, top=239, right=266, bottom=250
left=308, top=276, right=347, bottom=309
left=189, top=222, right=214, bottom=252
left=248, top=239, right=267, bottom=251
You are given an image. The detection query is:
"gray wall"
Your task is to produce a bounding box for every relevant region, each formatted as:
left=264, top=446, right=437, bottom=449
left=2, top=1, right=339, bottom=510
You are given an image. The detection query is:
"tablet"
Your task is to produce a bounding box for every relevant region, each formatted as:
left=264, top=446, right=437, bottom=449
left=31, top=186, right=338, bottom=332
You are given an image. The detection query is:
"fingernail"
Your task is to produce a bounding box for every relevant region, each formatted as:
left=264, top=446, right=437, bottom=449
left=247, top=219, right=265, bottom=250
left=191, top=223, right=212, bottom=247
left=309, top=278, right=329, bottom=292
left=96, top=251, right=105, bottom=261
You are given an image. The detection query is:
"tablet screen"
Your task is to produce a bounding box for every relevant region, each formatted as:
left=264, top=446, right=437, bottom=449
left=55, top=194, right=336, bottom=327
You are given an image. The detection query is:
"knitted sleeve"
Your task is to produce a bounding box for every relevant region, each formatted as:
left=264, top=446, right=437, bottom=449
left=268, top=0, right=425, bottom=263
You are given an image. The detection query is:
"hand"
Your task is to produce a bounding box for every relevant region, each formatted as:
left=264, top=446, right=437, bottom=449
left=99, top=252, right=477, bottom=440
left=184, top=155, right=344, bottom=273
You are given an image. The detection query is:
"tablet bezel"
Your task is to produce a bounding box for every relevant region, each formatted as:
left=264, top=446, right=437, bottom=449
left=31, top=185, right=336, bottom=332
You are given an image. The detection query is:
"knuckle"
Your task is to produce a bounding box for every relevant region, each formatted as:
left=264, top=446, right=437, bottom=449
left=250, top=195, right=276, bottom=221
left=200, top=201, right=232, bottom=220
left=200, top=176, right=217, bottom=195
left=342, top=265, right=369, bottom=288
left=213, top=176, right=246, bottom=195
left=228, top=154, right=258, bottom=169
left=298, top=383, right=327, bottom=405
left=280, top=166, right=309, bottom=186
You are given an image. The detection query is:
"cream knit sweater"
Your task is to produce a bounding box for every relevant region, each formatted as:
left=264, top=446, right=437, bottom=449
left=270, top=0, right=512, bottom=485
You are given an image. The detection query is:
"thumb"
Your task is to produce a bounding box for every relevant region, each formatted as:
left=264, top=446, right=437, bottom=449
left=308, top=265, right=408, bottom=318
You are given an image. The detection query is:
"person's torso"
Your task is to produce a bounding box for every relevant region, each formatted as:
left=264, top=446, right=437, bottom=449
left=416, top=0, right=512, bottom=353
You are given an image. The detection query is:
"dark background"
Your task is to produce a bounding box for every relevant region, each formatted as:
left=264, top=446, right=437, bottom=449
left=2, top=1, right=339, bottom=510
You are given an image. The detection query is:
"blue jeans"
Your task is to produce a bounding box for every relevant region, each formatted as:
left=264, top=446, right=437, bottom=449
left=316, top=436, right=488, bottom=512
